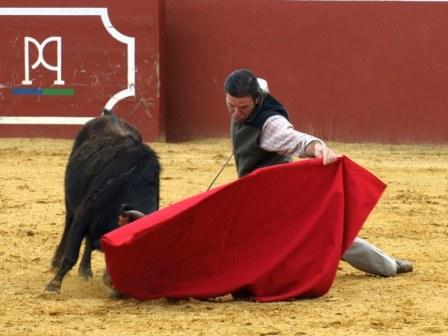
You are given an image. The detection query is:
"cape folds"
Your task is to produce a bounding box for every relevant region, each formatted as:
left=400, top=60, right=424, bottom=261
left=101, top=156, right=386, bottom=302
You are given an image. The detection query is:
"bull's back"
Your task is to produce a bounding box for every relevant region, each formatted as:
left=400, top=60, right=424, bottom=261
left=65, top=135, right=160, bottom=213
left=65, top=135, right=137, bottom=207
left=69, top=114, right=142, bottom=159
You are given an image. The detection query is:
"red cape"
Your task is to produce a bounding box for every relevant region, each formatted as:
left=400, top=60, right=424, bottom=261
left=101, top=156, right=386, bottom=302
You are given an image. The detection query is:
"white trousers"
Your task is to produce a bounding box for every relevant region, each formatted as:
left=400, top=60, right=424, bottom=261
left=342, top=237, right=398, bottom=276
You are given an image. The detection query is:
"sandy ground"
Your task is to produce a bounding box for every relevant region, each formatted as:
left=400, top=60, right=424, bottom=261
left=0, top=138, right=447, bottom=336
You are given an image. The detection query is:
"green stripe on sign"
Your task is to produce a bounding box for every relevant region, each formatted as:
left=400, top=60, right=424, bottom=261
left=42, top=88, right=75, bottom=96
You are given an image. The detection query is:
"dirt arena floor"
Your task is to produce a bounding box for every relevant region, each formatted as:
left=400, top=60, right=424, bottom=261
left=0, top=137, right=447, bottom=336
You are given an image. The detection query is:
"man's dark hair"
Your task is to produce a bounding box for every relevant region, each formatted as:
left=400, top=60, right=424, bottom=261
left=224, top=69, right=262, bottom=100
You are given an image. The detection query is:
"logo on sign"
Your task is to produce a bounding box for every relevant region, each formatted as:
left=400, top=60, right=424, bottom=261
left=22, top=36, right=65, bottom=85
left=13, top=36, right=73, bottom=96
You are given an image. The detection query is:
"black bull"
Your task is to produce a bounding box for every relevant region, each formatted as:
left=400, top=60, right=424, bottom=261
left=45, top=111, right=160, bottom=293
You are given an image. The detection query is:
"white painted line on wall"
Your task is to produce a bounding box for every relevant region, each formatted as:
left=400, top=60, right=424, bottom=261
left=0, top=116, right=94, bottom=125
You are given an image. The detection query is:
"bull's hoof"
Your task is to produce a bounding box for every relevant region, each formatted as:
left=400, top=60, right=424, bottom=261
left=44, top=281, right=61, bottom=294
left=102, top=271, right=113, bottom=288
left=78, top=268, right=93, bottom=280
left=40, top=290, right=60, bottom=300
left=108, top=289, right=129, bottom=300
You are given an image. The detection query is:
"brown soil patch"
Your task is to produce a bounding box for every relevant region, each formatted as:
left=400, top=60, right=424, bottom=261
left=0, top=138, right=447, bottom=335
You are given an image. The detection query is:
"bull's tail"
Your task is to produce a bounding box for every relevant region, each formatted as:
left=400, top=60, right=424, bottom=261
left=101, top=109, right=131, bottom=136
left=102, top=108, right=113, bottom=116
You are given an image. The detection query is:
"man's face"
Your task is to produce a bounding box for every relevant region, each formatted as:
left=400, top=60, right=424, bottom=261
left=225, top=94, right=258, bottom=123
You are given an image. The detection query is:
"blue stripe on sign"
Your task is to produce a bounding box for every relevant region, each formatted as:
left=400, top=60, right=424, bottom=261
left=11, top=88, right=43, bottom=95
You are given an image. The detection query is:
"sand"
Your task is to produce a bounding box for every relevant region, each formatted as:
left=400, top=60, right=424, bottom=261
left=0, top=138, right=447, bottom=336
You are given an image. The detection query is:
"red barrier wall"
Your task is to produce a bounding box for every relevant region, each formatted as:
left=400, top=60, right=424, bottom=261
left=0, top=0, right=164, bottom=141
left=2, top=1, right=448, bottom=143
left=164, top=0, right=448, bottom=143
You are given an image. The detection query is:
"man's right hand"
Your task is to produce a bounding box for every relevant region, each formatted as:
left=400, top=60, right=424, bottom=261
left=306, top=141, right=338, bottom=165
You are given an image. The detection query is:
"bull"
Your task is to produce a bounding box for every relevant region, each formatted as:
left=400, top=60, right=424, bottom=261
left=45, top=110, right=160, bottom=293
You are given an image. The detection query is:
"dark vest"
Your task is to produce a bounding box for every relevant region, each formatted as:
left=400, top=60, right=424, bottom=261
left=231, top=94, right=292, bottom=177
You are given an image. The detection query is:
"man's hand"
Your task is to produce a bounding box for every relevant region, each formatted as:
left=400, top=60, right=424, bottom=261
left=306, top=141, right=338, bottom=165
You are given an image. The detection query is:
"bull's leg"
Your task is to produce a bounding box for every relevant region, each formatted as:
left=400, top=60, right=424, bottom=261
left=78, top=239, right=93, bottom=279
left=102, top=267, right=112, bottom=288
left=51, top=209, right=74, bottom=271
left=45, top=212, right=88, bottom=293
left=102, top=266, right=128, bottom=300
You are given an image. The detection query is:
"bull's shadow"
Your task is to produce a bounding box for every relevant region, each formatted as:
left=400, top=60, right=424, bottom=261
left=45, top=110, right=160, bottom=294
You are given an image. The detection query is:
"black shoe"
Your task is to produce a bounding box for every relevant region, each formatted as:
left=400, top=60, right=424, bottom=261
left=396, top=259, right=413, bottom=274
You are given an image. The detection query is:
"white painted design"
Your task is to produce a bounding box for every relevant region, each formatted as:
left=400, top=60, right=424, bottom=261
left=22, top=36, right=65, bottom=86
left=0, top=116, right=94, bottom=125
left=0, top=7, right=135, bottom=125
left=99, top=11, right=136, bottom=110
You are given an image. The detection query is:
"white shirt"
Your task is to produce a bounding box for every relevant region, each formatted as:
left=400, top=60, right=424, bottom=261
left=259, top=115, right=323, bottom=157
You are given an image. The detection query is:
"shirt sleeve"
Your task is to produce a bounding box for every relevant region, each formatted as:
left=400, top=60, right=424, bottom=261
left=260, top=115, right=324, bottom=157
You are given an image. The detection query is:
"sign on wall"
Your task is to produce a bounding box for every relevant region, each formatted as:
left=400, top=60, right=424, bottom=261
left=0, top=7, right=135, bottom=127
